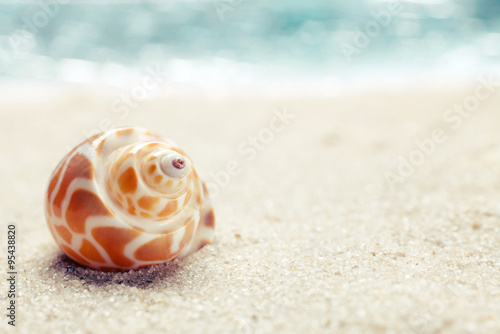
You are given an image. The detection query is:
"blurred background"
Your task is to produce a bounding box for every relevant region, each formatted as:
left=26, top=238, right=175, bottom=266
left=1, top=0, right=499, bottom=99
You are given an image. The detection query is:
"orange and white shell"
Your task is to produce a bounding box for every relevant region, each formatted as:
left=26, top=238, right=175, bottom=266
left=45, top=127, right=215, bottom=271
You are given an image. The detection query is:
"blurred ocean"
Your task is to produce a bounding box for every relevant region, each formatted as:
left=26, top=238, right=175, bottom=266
left=0, top=0, right=499, bottom=97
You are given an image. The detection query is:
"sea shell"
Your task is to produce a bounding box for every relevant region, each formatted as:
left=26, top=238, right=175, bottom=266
left=45, top=127, right=215, bottom=271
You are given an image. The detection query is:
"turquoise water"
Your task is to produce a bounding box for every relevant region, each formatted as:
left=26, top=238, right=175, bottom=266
left=0, top=1, right=499, bottom=85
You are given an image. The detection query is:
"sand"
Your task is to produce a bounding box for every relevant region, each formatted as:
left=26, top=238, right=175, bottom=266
left=1, top=82, right=500, bottom=334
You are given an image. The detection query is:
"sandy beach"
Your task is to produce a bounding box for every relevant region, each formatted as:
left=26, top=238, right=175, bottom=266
left=1, top=82, right=500, bottom=333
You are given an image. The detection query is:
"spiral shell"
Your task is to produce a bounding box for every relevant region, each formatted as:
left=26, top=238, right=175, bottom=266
left=45, top=127, right=215, bottom=271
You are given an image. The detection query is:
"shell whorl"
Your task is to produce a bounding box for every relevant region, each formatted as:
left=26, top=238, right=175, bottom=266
left=45, top=127, right=215, bottom=271
left=104, top=141, right=199, bottom=234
